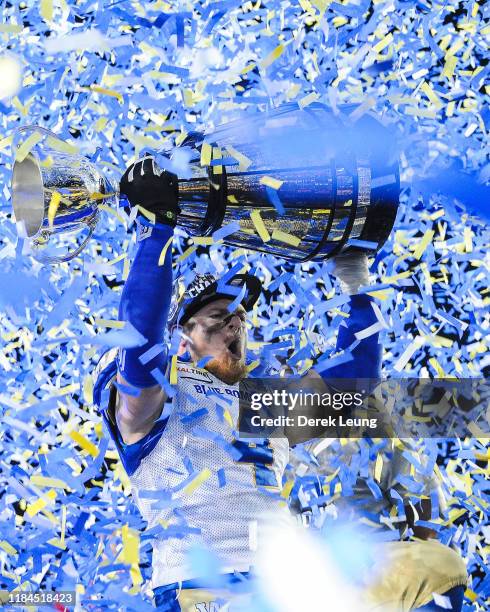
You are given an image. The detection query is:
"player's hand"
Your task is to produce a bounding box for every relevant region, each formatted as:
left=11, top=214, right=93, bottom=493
left=329, top=251, right=370, bottom=295
left=120, top=156, right=180, bottom=226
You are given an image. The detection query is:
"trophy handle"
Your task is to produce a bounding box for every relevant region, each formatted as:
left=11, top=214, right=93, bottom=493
left=30, top=213, right=99, bottom=264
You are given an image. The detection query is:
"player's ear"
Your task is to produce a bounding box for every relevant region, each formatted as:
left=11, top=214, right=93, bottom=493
left=176, top=327, right=194, bottom=357
left=177, top=339, right=188, bottom=357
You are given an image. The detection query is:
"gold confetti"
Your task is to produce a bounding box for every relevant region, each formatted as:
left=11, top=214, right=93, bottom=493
left=372, top=32, right=393, bottom=53
left=177, top=245, right=197, bottom=262
left=420, top=82, right=443, bottom=108
left=170, top=355, right=178, bottom=385
left=80, top=85, right=124, bottom=104
left=158, top=234, right=173, bottom=266
left=26, top=490, right=57, bottom=517
left=94, top=318, right=125, bottom=329
left=40, top=0, right=53, bottom=21
left=226, top=145, right=252, bottom=171
left=183, top=468, right=212, bottom=496
left=299, top=92, right=320, bottom=108
left=47, top=191, right=61, bottom=228
left=192, top=237, right=215, bottom=245
left=413, top=229, right=435, bottom=260
left=374, top=454, right=383, bottom=483
left=0, top=23, right=23, bottom=33
left=69, top=430, right=99, bottom=457
left=121, top=524, right=139, bottom=565
left=30, top=476, right=69, bottom=489
left=250, top=210, right=271, bottom=242
left=260, top=44, right=285, bottom=69
left=15, top=131, right=43, bottom=163
left=0, top=541, right=17, bottom=556
left=200, top=142, right=212, bottom=166
left=213, top=146, right=223, bottom=175
left=271, top=229, right=301, bottom=247
left=259, top=176, right=283, bottom=190
left=46, top=135, right=79, bottom=154
left=442, top=56, right=458, bottom=79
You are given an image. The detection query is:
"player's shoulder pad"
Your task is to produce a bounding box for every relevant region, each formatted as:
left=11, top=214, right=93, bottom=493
left=92, top=348, right=118, bottom=408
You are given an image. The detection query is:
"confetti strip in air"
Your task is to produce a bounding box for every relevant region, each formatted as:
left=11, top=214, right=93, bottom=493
left=250, top=210, right=271, bottom=243
left=260, top=176, right=284, bottom=190
left=271, top=229, right=301, bottom=247
left=183, top=469, right=212, bottom=496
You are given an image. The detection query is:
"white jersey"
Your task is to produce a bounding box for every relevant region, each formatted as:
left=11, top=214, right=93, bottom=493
left=93, top=352, right=290, bottom=588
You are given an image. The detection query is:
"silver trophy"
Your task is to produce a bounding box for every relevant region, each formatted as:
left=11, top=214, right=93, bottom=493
left=11, top=104, right=399, bottom=263
left=11, top=126, right=117, bottom=263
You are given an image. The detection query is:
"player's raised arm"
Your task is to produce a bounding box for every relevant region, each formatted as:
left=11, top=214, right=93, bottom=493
left=284, top=251, right=381, bottom=445
left=115, top=158, right=179, bottom=444
left=319, top=250, right=381, bottom=379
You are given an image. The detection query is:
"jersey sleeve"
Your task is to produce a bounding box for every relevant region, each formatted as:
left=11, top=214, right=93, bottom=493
left=117, top=221, right=173, bottom=388
left=92, top=349, right=171, bottom=477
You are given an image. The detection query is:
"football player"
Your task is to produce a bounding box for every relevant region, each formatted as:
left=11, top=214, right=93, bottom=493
left=93, top=158, right=466, bottom=611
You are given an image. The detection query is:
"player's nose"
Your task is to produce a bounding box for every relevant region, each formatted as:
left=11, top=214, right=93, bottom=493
left=226, top=314, right=242, bottom=332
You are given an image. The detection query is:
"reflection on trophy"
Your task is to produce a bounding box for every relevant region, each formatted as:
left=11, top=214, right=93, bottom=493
left=11, top=103, right=399, bottom=263
left=11, top=125, right=117, bottom=263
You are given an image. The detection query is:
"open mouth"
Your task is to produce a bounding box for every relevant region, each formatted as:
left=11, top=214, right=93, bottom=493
left=227, top=338, right=241, bottom=358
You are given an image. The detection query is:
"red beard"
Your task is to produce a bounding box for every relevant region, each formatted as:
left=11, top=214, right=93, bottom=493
left=205, top=353, right=248, bottom=385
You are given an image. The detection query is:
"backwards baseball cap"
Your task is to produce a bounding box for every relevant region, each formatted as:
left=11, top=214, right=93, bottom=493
left=168, top=272, right=262, bottom=329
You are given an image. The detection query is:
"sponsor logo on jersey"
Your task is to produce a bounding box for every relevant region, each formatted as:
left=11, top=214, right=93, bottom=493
left=195, top=603, right=220, bottom=612
left=177, top=364, right=215, bottom=383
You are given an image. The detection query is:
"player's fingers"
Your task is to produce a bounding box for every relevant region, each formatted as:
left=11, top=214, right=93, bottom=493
left=141, top=156, right=156, bottom=176
left=151, top=158, right=163, bottom=176
left=125, top=159, right=143, bottom=183
left=121, top=162, right=135, bottom=184
left=125, top=156, right=153, bottom=182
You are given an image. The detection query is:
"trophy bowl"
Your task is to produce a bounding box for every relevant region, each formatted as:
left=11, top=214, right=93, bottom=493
left=11, top=125, right=116, bottom=263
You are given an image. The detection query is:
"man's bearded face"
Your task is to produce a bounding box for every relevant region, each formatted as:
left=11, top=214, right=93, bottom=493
left=181, top=298, right=248, bottom=385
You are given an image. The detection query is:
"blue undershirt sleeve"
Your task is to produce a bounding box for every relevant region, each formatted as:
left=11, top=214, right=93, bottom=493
left=101, top=385, right=170, bottom=477
left=93, top=364, right=171, bottom=477
left=322, top=293, right=382, bottom=379
left=117, top=222, right=174, bottom=388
